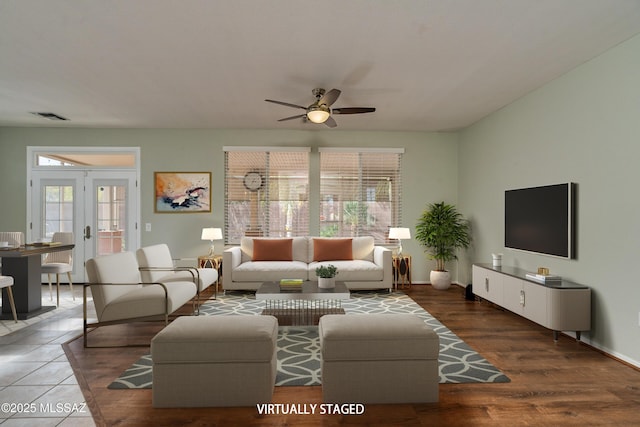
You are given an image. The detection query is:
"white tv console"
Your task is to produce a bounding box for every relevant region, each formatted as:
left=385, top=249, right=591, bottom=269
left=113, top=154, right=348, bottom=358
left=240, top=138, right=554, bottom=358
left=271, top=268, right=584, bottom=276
left=472, top=264, right=591, bottom=341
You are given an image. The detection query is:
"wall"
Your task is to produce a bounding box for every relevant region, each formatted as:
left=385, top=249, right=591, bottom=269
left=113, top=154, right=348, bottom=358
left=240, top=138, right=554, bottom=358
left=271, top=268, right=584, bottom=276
left=458, top=34, right=640, bottom=365
left=0, top=128, right=458, bottom=283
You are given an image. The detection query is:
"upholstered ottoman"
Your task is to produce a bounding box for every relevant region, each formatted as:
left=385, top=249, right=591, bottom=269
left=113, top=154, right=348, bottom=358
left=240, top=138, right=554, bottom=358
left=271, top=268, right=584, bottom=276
left=319, top=314, right=439, bottom=404
left=151, top=315, right=278, bottom=407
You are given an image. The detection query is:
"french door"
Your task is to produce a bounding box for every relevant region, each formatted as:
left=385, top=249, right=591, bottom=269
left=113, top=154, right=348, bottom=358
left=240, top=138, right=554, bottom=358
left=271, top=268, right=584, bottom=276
left=30, top=170, right=139, bottom=283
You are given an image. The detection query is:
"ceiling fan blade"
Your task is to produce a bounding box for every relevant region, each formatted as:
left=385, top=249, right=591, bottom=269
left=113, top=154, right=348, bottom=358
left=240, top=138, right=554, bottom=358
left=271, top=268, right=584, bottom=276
left=265, top=99, right=307, bottom=110
left=278, top=114, right=306, bottom=122
left=318, top=89, right=341, bottom=107
left=332, top=107, right=376, bottom=115
left=323, top=116, right=338, bottom=128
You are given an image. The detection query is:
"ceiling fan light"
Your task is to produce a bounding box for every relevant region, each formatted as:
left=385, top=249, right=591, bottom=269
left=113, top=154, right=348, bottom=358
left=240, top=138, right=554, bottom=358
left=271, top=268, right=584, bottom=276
left=307, top=106, right=330, bottom=123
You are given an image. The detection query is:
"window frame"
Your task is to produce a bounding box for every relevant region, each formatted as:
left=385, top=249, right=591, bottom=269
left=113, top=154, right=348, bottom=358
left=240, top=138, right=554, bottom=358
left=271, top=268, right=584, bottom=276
left=223, top=146, right=311, bottom=245
left=318, top=147, right=404, bottom=244
left=223, top=146, right=404, bottom=245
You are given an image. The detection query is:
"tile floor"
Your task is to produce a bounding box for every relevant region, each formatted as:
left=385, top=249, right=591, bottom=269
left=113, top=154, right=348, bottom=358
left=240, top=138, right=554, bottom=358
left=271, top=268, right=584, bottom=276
left=0, top=285, right=95, bottom=426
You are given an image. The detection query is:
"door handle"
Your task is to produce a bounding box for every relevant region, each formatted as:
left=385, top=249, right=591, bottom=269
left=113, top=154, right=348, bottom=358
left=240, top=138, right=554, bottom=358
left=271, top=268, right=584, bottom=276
left=84, top=225, right=92, bottom=240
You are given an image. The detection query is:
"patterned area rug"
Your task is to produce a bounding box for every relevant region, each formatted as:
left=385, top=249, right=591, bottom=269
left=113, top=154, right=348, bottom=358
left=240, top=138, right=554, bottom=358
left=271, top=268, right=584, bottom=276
left=108, top=291, right=509, bottom=389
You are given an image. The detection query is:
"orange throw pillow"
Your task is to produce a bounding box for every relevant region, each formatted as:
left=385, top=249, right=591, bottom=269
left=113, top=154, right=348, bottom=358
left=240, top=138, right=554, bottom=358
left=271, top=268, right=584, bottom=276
left=252, top=239, right=293, bottom=261
left=313, top=238, right=353, bottom=262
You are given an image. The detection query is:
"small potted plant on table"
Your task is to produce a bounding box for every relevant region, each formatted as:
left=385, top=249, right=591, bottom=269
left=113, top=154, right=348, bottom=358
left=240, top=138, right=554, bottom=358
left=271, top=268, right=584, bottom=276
left=315, top=264, right=338, bottom=289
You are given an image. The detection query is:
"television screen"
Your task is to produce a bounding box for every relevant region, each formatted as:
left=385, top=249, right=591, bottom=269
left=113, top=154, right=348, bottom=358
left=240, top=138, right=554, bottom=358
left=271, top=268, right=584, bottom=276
left=505, top=183, right=576, bottom=259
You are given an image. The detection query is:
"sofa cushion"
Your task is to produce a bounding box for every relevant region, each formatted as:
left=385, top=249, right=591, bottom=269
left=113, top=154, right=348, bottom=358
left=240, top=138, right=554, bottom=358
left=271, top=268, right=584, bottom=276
left=86, top=252, right=143, bottom=318
left=352, top=236, right=375, bottom=262
left=233, top=260, right=309, bottom=282
left=99, top=281, right=196, bottom=323
left=252, top=238, right=293, bottom=261
left=312, top=238, right=353, bottom=262
left=136, top=244, right=174, bottom=282
left=155, top=269, right=218, bottom=292
left=309, top=260, right=384, bottom=281
left=241, top=236, right=308, bottom=263
left=136, top=244, right=217, bottom=292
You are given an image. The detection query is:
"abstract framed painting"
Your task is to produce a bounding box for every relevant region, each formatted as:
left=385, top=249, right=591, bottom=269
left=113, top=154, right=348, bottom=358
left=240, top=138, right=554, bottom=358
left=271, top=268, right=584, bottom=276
left=154, top=172, right=211, bottom=213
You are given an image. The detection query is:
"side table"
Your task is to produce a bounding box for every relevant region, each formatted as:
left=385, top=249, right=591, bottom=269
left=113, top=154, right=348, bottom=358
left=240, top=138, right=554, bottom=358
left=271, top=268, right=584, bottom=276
left=198, top=255, right=223, bottom=291
left=392, top=254, right=412, bottom=290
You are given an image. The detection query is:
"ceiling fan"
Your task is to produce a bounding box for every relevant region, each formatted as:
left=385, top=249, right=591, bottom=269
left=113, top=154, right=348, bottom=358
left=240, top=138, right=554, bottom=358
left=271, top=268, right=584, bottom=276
left=265, top=88, right=375, bottom=128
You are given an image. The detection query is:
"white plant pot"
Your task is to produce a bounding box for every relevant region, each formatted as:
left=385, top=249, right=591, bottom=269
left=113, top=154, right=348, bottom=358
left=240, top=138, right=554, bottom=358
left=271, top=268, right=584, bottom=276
left=430, top=270, right=451, bottom=290
left=318, top=277, right=336, bottom=289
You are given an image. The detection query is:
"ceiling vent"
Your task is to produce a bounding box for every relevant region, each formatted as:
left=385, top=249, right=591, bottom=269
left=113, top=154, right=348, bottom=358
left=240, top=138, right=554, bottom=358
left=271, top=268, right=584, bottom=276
left=30, top=112, right=69, bottom=121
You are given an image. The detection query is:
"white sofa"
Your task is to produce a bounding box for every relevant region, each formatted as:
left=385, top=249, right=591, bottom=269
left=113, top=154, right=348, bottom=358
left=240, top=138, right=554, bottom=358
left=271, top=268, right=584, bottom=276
left=223, top=236, right=392, bottom=291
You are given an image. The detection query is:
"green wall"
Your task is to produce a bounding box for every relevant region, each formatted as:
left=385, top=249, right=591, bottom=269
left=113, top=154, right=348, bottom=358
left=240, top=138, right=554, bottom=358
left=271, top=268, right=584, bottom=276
left=458, top=33, right=640, bottom=365
left=0, top=128, right=458, bottom=283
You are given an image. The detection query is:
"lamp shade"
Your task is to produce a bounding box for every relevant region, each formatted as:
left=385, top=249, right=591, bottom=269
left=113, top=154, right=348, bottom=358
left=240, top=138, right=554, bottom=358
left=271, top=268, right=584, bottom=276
left=201, top=227, right=223, bottom=241
left=388, top=227, right=411, bottom=240
left=307, top=105, right=330, bottom=123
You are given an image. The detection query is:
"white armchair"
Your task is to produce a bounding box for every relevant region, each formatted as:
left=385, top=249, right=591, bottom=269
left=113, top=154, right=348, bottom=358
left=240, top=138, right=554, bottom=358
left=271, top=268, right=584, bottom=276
left=136, top=244, right=218, bottom=312
left=84, top=251, right=198, bottom=348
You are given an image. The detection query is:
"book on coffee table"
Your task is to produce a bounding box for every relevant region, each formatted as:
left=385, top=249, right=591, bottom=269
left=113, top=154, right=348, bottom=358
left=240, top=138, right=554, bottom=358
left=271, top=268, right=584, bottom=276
left=279, top=279, right=303, bottom=290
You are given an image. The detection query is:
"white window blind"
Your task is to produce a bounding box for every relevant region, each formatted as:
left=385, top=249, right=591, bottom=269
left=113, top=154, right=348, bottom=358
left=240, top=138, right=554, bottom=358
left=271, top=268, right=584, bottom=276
left=319, top=148, right=404, bottom=243
left=224, top=147, right=310, bottom=244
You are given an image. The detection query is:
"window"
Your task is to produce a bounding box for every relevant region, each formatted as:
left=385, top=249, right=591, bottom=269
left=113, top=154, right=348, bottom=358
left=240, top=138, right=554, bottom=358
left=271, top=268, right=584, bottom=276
left=224, top=147, right=310, bottom=244
left=319, top=148, right=404, bottom=243
left=35, top=151, right=136, bottom=167
left=42, top=184, right=74, bottom=238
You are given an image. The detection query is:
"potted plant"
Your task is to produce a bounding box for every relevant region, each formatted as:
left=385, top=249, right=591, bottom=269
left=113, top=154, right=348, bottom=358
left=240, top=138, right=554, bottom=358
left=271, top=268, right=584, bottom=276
left=315, top=264, right=338, bottom=289
left=415, top=202, right=471, bottom=290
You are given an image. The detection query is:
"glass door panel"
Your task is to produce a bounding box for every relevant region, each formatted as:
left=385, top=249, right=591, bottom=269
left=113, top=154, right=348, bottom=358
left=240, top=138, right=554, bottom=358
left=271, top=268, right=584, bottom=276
left=85, top=173, right=137, bottom=262
left=43, top=184, right=75, bottom=237
left=31, top=173, right=85, bottom=284
left=96, top=184, right=127, bottom=255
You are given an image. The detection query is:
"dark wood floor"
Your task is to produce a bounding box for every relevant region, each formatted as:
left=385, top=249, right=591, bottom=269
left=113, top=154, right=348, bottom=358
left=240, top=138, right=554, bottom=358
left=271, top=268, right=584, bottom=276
left=64, top=285, right=640, bottom=427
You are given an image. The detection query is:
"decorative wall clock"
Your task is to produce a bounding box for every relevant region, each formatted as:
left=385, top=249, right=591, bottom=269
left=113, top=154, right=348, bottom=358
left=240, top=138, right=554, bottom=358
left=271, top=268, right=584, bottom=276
left=243, top=171, right=263, bottom=191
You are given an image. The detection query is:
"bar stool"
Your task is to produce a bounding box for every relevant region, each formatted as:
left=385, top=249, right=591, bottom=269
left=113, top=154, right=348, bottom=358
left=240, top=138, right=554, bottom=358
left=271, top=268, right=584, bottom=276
left=0, top=275, right=18, bottom=323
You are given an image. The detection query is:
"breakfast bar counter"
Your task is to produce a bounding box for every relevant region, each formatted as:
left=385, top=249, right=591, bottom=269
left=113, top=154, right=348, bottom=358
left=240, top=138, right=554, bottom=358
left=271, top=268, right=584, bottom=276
left=0, top=243, right=75, bottom=320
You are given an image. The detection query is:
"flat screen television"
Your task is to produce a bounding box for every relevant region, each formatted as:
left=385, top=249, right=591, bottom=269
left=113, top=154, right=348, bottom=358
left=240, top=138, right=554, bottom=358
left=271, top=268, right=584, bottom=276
left=504, top=183, right=576, bottom=259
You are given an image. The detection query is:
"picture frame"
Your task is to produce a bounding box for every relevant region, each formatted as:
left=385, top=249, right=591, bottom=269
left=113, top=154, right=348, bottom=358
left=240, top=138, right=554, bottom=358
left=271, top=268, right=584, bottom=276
left=154, top=172, right=211, bottom=213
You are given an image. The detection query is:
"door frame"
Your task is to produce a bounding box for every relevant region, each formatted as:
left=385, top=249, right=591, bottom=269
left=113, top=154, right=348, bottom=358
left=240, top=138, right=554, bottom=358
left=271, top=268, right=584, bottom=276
left=26, top=146, right=141, bottom=282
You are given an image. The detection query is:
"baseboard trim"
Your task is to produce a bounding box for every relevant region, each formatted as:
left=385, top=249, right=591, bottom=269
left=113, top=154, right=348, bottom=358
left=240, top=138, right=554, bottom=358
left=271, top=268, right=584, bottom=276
left=406, top=281, right=466, bottom=287
left=576, top=339, right=640, bottom=371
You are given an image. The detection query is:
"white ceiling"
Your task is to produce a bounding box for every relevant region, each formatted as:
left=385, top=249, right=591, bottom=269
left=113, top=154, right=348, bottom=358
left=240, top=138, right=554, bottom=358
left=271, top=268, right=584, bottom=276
left=1, top=0, right=640, bottom=132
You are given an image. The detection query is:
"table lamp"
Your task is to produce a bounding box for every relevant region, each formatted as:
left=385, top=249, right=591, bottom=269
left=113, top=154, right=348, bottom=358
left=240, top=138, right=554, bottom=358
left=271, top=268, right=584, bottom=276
left=201, top=227, right=223, bottom=256
left=388, top=227, right=411, bottom=256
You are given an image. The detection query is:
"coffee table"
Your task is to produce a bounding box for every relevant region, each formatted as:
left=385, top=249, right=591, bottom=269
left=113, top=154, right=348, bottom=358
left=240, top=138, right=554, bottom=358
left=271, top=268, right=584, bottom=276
left=256, top=281, right=350, bottom=326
